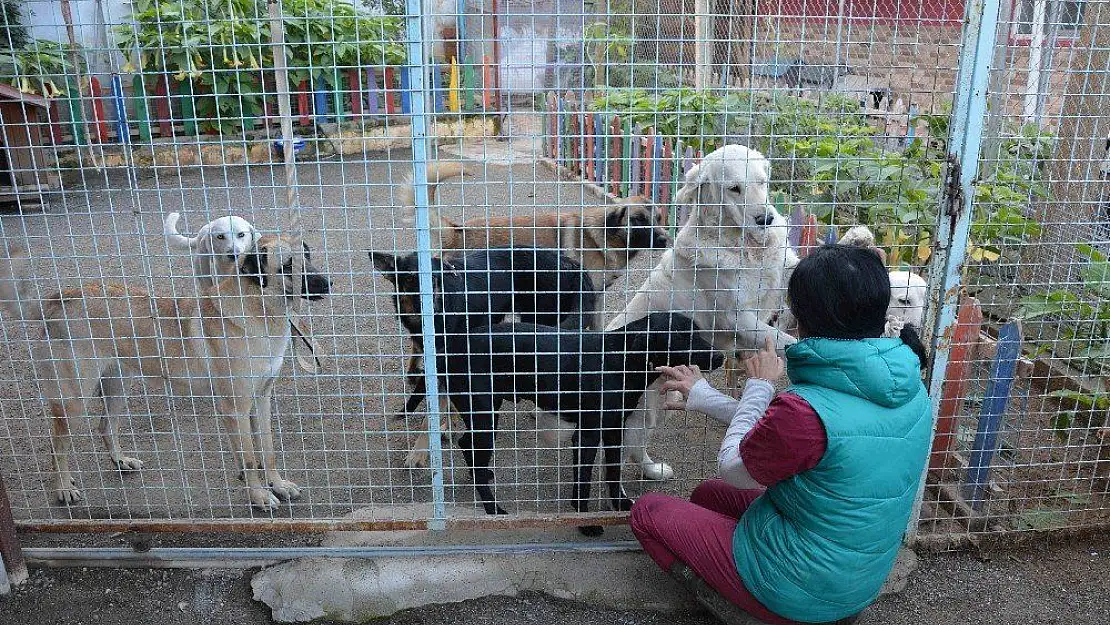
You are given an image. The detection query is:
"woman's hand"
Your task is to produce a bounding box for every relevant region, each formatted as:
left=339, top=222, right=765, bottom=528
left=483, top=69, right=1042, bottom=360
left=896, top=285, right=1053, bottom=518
left=655, top=364, right=704, bottom=410
left=745, top=336, right=785, bottom=383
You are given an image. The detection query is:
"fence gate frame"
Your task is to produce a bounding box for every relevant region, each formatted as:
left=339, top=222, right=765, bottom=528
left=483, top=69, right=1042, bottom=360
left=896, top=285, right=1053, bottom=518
left=907, top=0, right=1003, bottom=540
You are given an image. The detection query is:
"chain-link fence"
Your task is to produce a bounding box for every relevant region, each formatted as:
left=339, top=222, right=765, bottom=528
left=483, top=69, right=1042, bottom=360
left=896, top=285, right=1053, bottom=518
left=0, top=0, right=1107, bottom=562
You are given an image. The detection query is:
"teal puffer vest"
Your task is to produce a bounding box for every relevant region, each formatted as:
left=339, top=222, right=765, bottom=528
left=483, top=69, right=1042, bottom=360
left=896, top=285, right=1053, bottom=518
left=732, top=337, right=931, bottom=623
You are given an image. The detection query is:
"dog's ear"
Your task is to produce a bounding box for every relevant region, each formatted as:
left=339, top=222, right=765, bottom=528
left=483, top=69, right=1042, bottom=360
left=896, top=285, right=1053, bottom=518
left=302, top=241, right=312, bottom=260
left=674, top=162, right=708, bottom=207
left=240, top=246, right=269, bottom=289
left=369, top=251, right=398, bottom=276
left=606, top=204, right=629, bottom=230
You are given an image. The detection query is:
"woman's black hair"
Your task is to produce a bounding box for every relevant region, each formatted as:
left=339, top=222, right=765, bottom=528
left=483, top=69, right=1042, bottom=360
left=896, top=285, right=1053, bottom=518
left=788, top=244, right=930, bottom=370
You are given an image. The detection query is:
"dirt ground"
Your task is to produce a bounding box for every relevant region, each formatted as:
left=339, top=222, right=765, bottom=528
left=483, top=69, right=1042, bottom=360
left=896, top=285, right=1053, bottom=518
left=2, top=534, right=1109, bottom=625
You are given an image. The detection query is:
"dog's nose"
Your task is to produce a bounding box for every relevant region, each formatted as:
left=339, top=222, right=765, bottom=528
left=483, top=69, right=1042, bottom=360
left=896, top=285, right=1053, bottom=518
left=754, top=213, right=773, bottom=227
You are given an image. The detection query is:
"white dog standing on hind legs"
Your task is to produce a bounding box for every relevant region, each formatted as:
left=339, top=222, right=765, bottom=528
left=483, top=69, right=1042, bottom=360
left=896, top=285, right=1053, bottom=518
left=602, top=144, right=799, bottom=481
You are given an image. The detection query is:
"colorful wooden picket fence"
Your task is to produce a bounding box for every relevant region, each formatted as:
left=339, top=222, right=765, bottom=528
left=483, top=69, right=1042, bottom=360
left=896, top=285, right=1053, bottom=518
left=44, top=57, right=498, bottom=147
left=544, top=91, right=857, bottom=246
left=544, top=91, right=702, bottom=234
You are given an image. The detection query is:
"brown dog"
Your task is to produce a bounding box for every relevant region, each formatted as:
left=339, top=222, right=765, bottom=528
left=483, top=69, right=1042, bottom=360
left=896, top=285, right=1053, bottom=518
left=402, top=161, right=671, bottom=294
left=0, top=236, right=330, bottom=509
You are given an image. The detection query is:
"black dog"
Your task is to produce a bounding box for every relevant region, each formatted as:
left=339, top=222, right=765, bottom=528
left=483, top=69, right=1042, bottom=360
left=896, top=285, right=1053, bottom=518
left=435, top=312, right=724, bottom=535
left=370, top=247, right=599, bottom=411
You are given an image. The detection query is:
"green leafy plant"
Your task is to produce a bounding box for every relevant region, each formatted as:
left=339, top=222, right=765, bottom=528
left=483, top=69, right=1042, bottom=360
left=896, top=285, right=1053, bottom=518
left=1018, top=244, right=1110, bottom=367
left=587, top=90, right=1045, bottom=269
left=117, top=0, right=404, bottom=134
left=1, top=0, right=29, bottom=50
left=0, top=39, right=81, bottom=97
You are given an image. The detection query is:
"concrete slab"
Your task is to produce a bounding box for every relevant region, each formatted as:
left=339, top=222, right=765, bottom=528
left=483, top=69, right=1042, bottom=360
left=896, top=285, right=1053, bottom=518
left=251, top=505, right=919, bottom=623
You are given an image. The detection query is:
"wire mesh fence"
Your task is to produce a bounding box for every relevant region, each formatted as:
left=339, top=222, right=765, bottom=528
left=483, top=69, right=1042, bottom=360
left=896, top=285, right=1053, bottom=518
left=0, top=0, right=1106, bottom=550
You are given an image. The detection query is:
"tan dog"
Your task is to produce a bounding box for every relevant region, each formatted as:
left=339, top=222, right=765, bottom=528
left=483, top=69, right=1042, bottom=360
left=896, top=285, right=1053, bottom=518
left=0, top=236, right=330, bottom=509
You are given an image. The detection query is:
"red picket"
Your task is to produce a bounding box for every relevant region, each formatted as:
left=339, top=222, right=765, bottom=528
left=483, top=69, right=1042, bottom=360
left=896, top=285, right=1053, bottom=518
left=584, top=112, right=595, bottom=181
left=482, top=56, right=492, bottom=110
left=799, top=214, right=819, bottom=257
left=348, top=69, right=363, bottom=116
left=298, top=79, right=311, bottom=126
left=385, top=68, right=398, bottom=114
left=89, top=77, right=109, bottom=143
left=154, top=75, right=172, bottom=137
left=660, top=139, right=674, bottom=217
left=931, top=296, right=984, bottom=472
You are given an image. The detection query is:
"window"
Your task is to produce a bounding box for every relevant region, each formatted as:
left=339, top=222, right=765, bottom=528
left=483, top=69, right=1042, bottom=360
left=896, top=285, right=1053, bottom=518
left=1016, top=0, right=1085, bottom=37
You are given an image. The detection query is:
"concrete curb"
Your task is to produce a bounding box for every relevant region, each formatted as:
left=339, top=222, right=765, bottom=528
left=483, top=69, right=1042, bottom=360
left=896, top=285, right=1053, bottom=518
left=55, top=117, right=497, bottom=171
left=249, top=506, right=919, bottom=623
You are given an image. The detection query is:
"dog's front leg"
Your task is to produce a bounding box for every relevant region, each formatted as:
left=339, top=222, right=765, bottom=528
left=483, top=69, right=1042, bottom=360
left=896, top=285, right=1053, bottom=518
left=455, top=397, right=506, bottom=515
left=97, top=370, right=144, bottom=471
left=572, top=425, right=604, bottom=537
left=218, top=396, right=279, bottom=510
left=625, top=387, right=674, bottom=481
left=49, top=400, right=83, bottom=504
left=253, top=382, right=300, bottom=501
left=602, top=425, right=632, bottom=512
left=734, top=310, right=797, bottom=353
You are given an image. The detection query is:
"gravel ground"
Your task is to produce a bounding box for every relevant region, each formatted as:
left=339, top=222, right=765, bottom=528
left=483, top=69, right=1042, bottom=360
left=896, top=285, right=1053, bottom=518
left=2, top=534, right=1109, bottom=625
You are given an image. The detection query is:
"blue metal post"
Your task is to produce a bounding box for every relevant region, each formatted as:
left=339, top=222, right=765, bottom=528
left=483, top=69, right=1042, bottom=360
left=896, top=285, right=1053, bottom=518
left=404, top=0, right=447, bottom=532
left=963, top=322, right=1022, bottom=511
left=906, top=0, right=1002, bottom=539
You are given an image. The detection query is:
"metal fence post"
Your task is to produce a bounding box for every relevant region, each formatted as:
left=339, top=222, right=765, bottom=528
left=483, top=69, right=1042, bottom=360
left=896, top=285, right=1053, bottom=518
left=404, top=0, right=448, bottom=532
left=906, top=0, right=1002, bottom=540
left=0, top=473, right=27, bottom=593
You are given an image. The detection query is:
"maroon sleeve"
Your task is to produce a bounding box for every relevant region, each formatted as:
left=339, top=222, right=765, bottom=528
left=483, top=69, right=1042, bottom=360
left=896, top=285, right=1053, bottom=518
left=739, top=392, right=828, bottom=487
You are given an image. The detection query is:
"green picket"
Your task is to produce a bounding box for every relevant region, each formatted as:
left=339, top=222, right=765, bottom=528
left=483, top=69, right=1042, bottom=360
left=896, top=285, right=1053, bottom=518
left=132, top=75, right=152, bottom=143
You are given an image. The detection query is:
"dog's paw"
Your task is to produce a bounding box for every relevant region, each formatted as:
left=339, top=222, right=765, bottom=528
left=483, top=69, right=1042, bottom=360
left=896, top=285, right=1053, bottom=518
left=578, top=525, right=605, bottom=537
left=249, top=487, right=281, bottom=510
left=641, top=461, right=675, bottom=481
left=614, top=497, right=635, bottom=512
left=270, top=479, right=301, bottom=501
left=55, top=476, right=82, bottom=505
left=113, top=456, right=145, bottom=472
left=403, top=448, right=430, bottom=469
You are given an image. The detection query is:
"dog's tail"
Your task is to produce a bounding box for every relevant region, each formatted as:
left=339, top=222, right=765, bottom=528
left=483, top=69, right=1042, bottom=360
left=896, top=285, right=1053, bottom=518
left=400, top=161, right=470, bottom=230
left=0, top=248, right=44, bottom=322
left=163, top=212, right=200, bottom=251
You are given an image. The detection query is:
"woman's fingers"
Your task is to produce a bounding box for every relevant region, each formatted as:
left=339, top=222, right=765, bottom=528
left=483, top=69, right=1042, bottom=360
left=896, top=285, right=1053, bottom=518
left=659, top=379, right=687, bottom=395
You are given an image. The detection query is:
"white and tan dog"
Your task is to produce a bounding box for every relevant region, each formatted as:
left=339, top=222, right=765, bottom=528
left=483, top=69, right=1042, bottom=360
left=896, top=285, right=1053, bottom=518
left=599, top=144, right=798, bottom=481
left=164, top=212, right=260, bottom=291
left=0, top=237, right=330, bottom=509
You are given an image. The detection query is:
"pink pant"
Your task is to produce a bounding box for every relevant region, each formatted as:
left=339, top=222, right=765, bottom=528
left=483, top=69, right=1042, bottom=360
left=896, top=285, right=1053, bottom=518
left=630, top=479, right=801, bottom=625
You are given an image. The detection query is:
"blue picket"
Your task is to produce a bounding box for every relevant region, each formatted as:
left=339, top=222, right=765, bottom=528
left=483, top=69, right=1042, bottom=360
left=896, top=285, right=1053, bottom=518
left=789, top=206, right=805, bottom=248
left=431, top=62, right=445, bottom=113
left=366, top=68, right=381, bottom=118
left=963, top=321, right=1023, bottom=511
left=110, top=74, right=129, bottom=144
left=314, top=77, right=329, bottom=124
left=400, top=68, right=412, bottom=115
left=651, top=133, right=663, bottom=203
